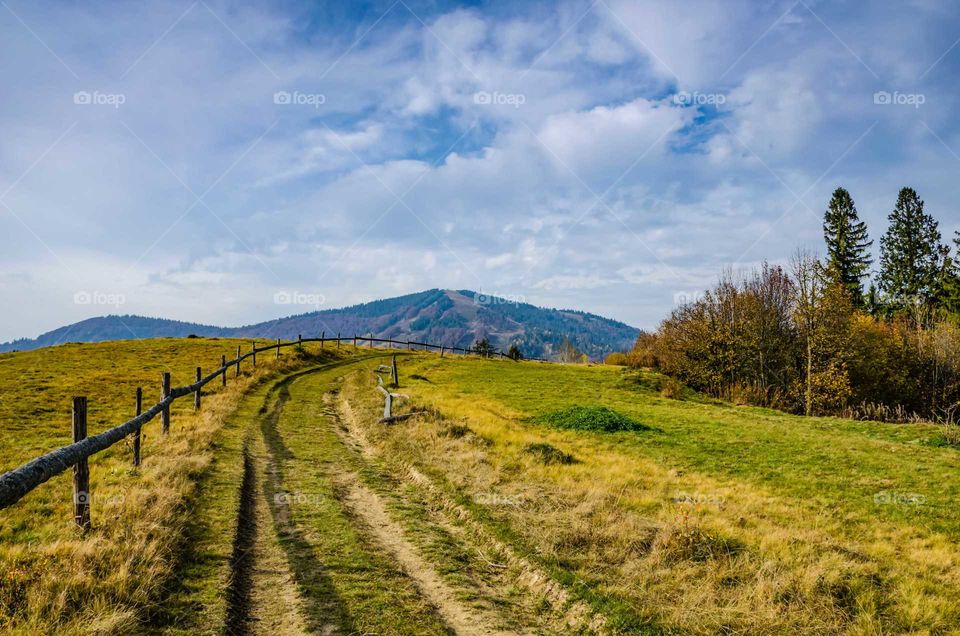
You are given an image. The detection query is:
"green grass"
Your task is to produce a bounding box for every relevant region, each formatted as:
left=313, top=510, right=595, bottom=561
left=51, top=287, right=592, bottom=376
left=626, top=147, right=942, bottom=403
left=372, top=355, right=960, bottom=633
left=534, top=405, right=649, bottom=432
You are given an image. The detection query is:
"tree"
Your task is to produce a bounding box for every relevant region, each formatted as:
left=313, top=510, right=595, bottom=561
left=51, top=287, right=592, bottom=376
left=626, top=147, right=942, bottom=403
left=507, top=344, right=523, bottom=360
left=935, top=231, right=960, bottom=318
left=473, top=337, right=495, bottom=358
left=878, top=187, right=947, bottom=312
left=557, top=337, right=581, bottom=363
left=791, top=251, right=853, bottom=416
left=823, top=187, right=872, bottom=306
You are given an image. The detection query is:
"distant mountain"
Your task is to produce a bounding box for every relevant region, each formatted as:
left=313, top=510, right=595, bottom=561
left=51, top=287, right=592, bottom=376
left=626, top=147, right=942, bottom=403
left=0, top=289, right=639, bottom=360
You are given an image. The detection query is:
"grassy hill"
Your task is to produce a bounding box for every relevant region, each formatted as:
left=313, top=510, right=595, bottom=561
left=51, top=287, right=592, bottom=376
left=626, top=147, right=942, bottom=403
left=1, top=339, right=957, bottom=633
left=0, top=289, right=640, bottom=360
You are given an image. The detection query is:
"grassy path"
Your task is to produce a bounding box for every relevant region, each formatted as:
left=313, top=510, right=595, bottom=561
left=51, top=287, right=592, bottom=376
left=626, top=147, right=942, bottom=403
left=169, top=354, right=572, bottom=635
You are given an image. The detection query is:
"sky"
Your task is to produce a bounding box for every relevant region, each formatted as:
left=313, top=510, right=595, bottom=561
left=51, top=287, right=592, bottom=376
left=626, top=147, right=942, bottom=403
left=1, top=0, right=959, bottom=342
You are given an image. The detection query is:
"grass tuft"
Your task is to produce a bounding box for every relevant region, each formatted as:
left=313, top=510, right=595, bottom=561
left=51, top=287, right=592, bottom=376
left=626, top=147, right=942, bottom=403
left=534, top=405, right=649, bottom=433
left=523, top=442, right=575, bottom=465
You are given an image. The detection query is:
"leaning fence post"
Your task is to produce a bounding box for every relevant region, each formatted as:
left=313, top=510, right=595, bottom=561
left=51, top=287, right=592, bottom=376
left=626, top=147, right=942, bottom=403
left=440, top=346, right=444, bottom=358
left=161, top=372, right=171, bottom=434
left=133, top=388, right=142, bottom=467
left=221, top=355, right=227, bottom=387
left=194, top=367, right=202, bottom=410
left=235, top=345, right=241, bottom=378
left=276, top=338, right=281, bottom=360
left=72, top=396, right=91, bottom=531
left=252, top=342, right=257, bottom=367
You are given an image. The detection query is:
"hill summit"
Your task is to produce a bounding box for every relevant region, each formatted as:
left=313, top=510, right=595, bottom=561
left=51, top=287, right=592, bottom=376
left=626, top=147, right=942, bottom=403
left=0, top=289, right=639, bottom=359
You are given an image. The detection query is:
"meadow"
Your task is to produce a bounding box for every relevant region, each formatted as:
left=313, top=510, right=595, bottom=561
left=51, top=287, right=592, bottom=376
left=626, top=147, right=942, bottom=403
left=0, top=341, right=958, bottom=634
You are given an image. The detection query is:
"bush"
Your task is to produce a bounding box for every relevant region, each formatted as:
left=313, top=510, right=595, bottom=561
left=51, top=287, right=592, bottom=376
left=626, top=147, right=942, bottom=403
left=534, top=406, right=649, bottom=433
left=604, top=352, right=628, bottom=366
left=660, top=377, right=686, bottom=400
left=523, top=442, right=575, bottom=465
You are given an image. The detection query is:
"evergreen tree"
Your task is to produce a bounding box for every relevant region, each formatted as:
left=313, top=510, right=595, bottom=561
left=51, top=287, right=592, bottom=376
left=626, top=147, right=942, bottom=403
left=878, top=187, right=945, bottom=309
left=938, top=231, right=960, bottom=318
left=823, top=187, right=872, bottom=306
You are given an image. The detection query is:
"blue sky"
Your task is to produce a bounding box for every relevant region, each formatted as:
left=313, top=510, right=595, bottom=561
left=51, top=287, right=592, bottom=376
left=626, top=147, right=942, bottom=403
left=1, top=0, right=959, bottom=341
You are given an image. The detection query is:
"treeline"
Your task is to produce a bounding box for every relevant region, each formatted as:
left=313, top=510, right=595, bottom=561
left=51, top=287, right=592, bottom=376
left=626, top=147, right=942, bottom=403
left=617, top=186, right=960, bottom=422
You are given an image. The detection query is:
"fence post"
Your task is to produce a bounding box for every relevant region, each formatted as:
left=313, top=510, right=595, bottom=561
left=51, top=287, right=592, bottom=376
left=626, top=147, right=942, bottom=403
left=72, top=396, right=90, bottom=531
left=276, top=338, right=281, bottom=360
left=391, top=355, right=398, bottom=386
left=221, top=355, right=227, bottom=387
left=133, top=388, right=142, bottom=467
left=369, top=334, right=373, bottom=349
left=440, top=346, right=444, bottom=358
left=161, top=372, right=171, bottom=434
left=353, top=335, right=357, bottom=348
left=194, top=367, right=202, bottom=410
left=407, top=340, right=411, bottom=350
left=298, top=334, right=302, bottom=350
left=252, top=342, right=257, bottom=367
left=235, top=345, right=241, bottom=378
left=337, top=332, right=341, bottom=349
left=321, top=331, right=324, bottom=348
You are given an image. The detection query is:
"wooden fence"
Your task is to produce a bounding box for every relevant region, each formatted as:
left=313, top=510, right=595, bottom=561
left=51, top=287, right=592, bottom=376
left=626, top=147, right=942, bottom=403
left=0, top=333, right=537, bottom=524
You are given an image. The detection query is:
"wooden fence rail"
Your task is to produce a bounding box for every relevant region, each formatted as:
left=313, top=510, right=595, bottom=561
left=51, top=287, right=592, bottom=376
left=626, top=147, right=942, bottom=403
left=0, top=334, right=537, bottom=518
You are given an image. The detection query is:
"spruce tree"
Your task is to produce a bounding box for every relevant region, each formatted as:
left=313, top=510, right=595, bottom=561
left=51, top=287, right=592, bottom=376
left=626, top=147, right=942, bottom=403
left=878, top=187, right=945, bottom=307
left=823, top=187, right=872, bottom=306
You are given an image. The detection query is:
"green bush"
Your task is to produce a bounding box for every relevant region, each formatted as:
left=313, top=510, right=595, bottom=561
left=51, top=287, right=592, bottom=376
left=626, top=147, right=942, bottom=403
left=534, top=406, right=649, bottom=433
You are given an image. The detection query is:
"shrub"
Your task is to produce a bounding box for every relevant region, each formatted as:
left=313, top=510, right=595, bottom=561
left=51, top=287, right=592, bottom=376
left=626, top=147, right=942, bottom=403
left=534, top=406, right=649, bottom=433
left=660, top=377, right=686, bottom=400
left=523, top=442, right=576, bottom=465
left=604, top=352, right=628, bottom=366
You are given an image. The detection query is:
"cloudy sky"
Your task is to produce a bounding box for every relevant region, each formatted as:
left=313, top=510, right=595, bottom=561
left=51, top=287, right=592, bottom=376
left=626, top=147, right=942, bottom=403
left=1, top=0, right=959, bottom=342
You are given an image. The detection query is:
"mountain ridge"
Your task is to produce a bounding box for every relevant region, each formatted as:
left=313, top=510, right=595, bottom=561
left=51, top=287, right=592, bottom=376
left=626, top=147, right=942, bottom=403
left=0, top=289, right=639, bottom=359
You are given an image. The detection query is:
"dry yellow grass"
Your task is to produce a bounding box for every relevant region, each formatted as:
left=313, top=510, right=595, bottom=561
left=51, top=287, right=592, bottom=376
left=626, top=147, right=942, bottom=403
left=0, top=339, right=347, bottom=634
left=336, top=354, right=960, bottom=634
